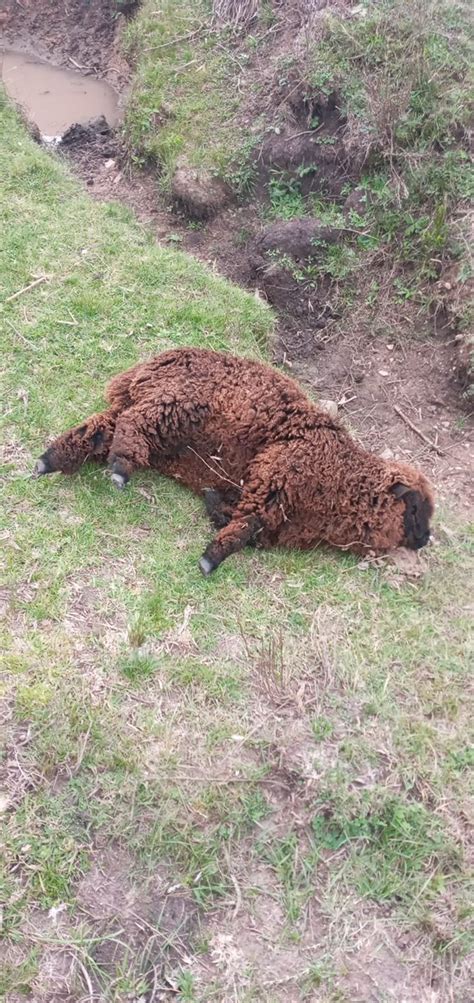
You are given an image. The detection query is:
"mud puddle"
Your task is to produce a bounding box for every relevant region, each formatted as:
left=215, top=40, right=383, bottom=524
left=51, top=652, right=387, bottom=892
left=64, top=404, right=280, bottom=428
left=0, top=49, right=120, bottom=138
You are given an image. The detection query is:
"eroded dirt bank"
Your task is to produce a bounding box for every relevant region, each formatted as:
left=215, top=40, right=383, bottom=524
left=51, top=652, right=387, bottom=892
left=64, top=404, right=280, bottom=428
left=0, top=0, right=472, bottom=514
left=0, top=0, right=129, bottom=81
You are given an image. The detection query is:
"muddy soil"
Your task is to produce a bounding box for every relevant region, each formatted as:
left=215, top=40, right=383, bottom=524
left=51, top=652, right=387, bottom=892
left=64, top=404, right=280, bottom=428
left=0, top=0, right=130, bottom=85
left=1, top=0, right=472, bottom=513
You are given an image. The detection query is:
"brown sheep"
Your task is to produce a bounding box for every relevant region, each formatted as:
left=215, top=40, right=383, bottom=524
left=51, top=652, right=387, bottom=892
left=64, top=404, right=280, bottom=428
left=33, top=347, right=434, bottom=575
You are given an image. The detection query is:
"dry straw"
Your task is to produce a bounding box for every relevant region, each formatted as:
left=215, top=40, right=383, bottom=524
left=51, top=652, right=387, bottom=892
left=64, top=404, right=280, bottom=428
left=213, top=0, right=260, bottom=29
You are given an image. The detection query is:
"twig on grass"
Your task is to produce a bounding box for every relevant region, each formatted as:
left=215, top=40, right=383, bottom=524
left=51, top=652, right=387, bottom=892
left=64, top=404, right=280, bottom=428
left=143, top=25, right=205, bottom=52
left=72, top=955, right=94, bottom=1003
left=71, top=724, right=92, bottom=775
left=5, top=317, right=38, bottom=350
left=394, top=405, right=444, bottom=456
left=224, top=846, right=243, bottom=918
left=5, top=275, right=48, bottom=302
left=285, top=123, right=325, bottom=142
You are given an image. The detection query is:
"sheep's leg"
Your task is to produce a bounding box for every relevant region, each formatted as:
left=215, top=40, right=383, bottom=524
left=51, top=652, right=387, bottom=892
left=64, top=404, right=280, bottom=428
left=108, top=396, right=209, bottom=488
left=199, top=449, right=290, bottom=575
left=203, top=487, right=241, bottom=529
left=33, top=409, right=117, bottom=477
left=199, top=510, right=261, bottom=576
left=107, top=411, right=151, bottom=488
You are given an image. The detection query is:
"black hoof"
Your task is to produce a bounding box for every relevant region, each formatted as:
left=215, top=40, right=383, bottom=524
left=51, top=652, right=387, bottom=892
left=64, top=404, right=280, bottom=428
left=32, top=454, right=52, bottom=478
left=109, top=458, right=129, bottom=490
left=111, top=471, right=128, bottom=490
left=199, top=555, right=217, bottom=577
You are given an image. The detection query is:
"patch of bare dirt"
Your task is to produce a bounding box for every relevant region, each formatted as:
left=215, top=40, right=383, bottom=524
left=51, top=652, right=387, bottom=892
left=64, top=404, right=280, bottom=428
left=75, top=846, right=199, bottom=993
left=172, top=167, right=233, bottom=221
left=288, top=330, right=473, bottom=511
left=187, top=859, right=468, bottom=1002
left=63, top=568, right=130, bottom=644
left=59, top=116, right=167, bottom=227
left=2, top=847, right=200, bottom=1003
left=192, top=887, right=324, bottom=1002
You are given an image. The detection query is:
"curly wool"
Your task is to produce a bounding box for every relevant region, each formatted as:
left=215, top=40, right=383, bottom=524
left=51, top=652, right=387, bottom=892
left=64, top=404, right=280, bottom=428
left=36, top=347, right=434, bottom=568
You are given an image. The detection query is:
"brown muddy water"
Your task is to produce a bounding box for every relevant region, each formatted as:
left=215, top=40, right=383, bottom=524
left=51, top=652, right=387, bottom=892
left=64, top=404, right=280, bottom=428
left=0, top=49, right=120, bottom=137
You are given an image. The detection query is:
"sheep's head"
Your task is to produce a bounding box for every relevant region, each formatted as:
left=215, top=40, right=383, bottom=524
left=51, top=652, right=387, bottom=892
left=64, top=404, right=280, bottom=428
left=388, top=465, right=435, bottom=551
left=391, top=483, right=433, bottom=549
left=353, top=463, right=435, bottom=556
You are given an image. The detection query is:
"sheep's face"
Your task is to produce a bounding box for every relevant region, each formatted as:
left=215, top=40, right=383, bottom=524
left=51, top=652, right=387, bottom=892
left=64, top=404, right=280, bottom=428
left=391, top=483, right=433, bottom=550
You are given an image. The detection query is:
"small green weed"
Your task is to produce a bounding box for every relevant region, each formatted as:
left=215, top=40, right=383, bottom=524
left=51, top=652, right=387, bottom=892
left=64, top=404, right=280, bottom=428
left=311, top=715, right=334, bottom=741
left=312, top=792, right=460, bottom=903
left=222, top=134, right=261, bottom=197
left=301, top=959, right=335, bottom=996
left=268, top=172, right=306, bottom=219
left=259, top=833, right=318, bottom=924
left=177, top=970, right=198, bottom=1001
left=448, top=745, right=474, bottom=772
left=119, top=651, right=157, bottom=682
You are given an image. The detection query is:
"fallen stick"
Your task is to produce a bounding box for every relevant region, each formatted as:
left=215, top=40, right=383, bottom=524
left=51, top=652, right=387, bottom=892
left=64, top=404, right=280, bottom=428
left=394, top=404, right=444, bottom=456
left=5, top=318, right=38, bottom=350
left=285, top=123, right=325, bottom=142
left=6, top=275, right=48, bottom=303
left=144, top=25, right=205, bottom=51
left=68, top=56, right=91, bottom=71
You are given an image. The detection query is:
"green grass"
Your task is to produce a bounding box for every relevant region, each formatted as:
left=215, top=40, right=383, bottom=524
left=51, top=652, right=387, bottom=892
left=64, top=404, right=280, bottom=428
left=309, top=0, right=472, bottom=153
left=1, top=92, right=473, bottom=1001
left=120, top=1, right=267, bottom=195
left=121, top=0, right=240, bottom=182
left=301, top=0, right=473, bottom=343
left=267, top=172, right=307, bottom=220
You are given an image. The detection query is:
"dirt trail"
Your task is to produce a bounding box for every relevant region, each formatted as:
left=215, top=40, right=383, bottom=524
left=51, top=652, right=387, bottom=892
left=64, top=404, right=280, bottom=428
left=1, top=0, right=472, bottom=513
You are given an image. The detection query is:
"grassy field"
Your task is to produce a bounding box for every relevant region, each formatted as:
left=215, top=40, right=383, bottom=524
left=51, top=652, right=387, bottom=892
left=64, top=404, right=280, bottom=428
left=1, top=92, right=473, bottom=1003
left=122, top=0, right=241, bottom=183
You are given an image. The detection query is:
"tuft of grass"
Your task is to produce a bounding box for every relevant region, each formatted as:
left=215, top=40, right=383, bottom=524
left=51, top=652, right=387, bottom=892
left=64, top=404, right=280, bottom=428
left=302, top=0, right=474, bottom=329
left=312, top=791, right=459, bottom=904
left=259, top=832, right=318, bottom=924
left=119, top=651, right=157, bottom=682
left=122, top=0, right=240, bottom=183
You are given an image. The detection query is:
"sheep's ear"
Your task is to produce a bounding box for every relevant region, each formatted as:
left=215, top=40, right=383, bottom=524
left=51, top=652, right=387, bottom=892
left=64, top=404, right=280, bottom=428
left=391, top=482, right=410, bottom=499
